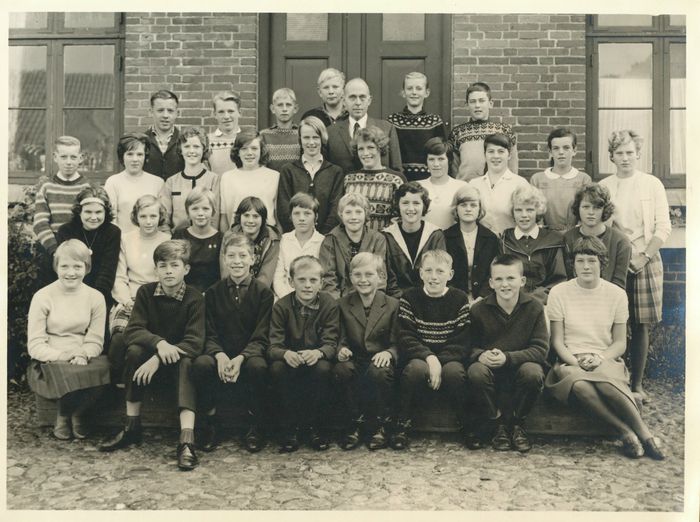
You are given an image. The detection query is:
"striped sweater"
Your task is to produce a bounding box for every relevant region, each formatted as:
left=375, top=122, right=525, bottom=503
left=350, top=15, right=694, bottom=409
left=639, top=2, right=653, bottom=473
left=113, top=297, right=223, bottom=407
left=398, top=287, right=471, bottom=364
left=32, top=174, right=91, bottom=254
left=260, top=125, right=301, bottom=173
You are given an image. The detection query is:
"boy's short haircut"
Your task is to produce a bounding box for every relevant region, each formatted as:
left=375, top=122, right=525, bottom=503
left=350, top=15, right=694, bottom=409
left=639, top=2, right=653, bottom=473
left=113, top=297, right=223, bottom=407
left=117, top=132, right=150, bottom=167
left=338, top=192, right=370, bottom=217
left=608, top=129, right=643, bottom=157
left=510, top=185, right=547, bottom=218
left=272, top=87, right=297, bottom=104
left=211, top=90, right=241, bottom=110
left=420, top=249, right=453, bottom=269
left=393, top=181, right=431, bottom=217
left=403, top=71, right=429, bottom=89
left=72, top=185, right=114, bottom=224
left=234, top=196, right=268, bottom=228
left=483, top=132, right=512, bottom=153
left=289, top=255, right=323, bottom=279
left=352, top=126, right=390, bottom=156
left=465, top=81, right=492, bottom=101
left=350, top=252, right=386, bottom=279
left=222, top=231, right=255, bottom=257
left=571, top=236, right=609, bottom=270
left=184, top=186, right=217, bottom=214
left=230, top=131, right=269, bottom=167
left=424, top=136, right=453, bottom=165
left=547, top=127, right=578, bottom=149
left=490, top=254, right=524, bottom=276
left=130, top=194, right=168, bottom=227
left=177, top=126, right=210, bottom=161
left=153, top=239, right=190, bottom=265
left=299, top=116, right=329, bottom=146
left=317, top=68, right=345, bottom=88
left=289, top=192, right=320, bottom=216
left=53, top=239, right=92, bottom=273
left=54, top=136, right=81, bottom=149
left=451, top=184, right=487, bottom=221
left=572, top=183, right=615, bottom=223
left=150, top=89, right=179, bottom=106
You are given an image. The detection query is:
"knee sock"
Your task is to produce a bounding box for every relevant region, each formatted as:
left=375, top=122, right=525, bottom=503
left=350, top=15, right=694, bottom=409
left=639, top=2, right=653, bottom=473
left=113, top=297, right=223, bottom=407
left=179, top=428, right=195, bottom=444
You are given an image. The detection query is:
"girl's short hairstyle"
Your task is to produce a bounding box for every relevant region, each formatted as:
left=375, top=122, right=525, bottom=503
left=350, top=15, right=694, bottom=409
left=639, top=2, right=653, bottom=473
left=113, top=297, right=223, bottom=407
left=571, top=236, right=609, bottom=272
left=117, top=132, right=150, bottom=167
left=289, top=192, right=320, bottom=216
left=350, top=252, right=386, bottom=279
left=184, top=186, right=217, bottom=214
left=289, top=255, right=323, bottom=279
left=234, top=196, right=268, bottom=228
left=393, top=182, right=431, bottom=217
left=420, top=249, right=453, bottom=269
left=230, top=131, right=269, bottom=168
left=222, top=231, right=255, bottom=257
left=177, top=126, right=209, bottom=161
left=53, top=239, right=92, bottom=273
left=483, top=132, right=512, bottom=153
left=299, top=116, right=329, bottom=146
left=317, top=68, right=345, bottom=88
left=352, top=126, right=389, bottom=157
left=54, top=135, right=81, bottom=149
left=510, top=185, right=547, bottom=218
left=130, top=194, right=168, bottom=227
left=424, top=137, right=454, bottom=166
left=547, top=127, right=577, bottom=149
left=608, top=129, right=643, bottom=158
left=71, top=185, right=114, bottom=225
left=572, top=183, right=615, bottom=223
left=403, top=71, right=429, bottom=90
left=153, top=239, right=190, bottom=265
left=338, top=192, right=370, bottom=218
left=451, top=184, right=487, bottom=221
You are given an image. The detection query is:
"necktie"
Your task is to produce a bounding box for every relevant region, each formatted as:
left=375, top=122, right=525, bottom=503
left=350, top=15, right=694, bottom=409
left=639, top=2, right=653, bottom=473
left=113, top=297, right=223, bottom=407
left=353, top=122, right=360, bottom=138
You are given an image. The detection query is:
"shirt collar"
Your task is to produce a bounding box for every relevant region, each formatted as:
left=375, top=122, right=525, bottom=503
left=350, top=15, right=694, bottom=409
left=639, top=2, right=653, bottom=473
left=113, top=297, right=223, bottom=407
left=422, top=286, right=449, bottom=298
left=402, top=106, right=426, bottom=116
left=349, top=114, right=368, bottom=129
left=154, top=281, right=187, bottom=301
left=213, top=127, right=241, bottom=137
left=462, top=227, right=478, bottom=238
left=544, top=167, right=579, bottom=180
left=226, top=275, right=252, bottom=290
left=514, top=225, right=540, bottom=240
left=294, top=292, right=320, bottom=311
left=302, top=155, right=324, bottom=167
left=149, top=125, right=175, bottom=141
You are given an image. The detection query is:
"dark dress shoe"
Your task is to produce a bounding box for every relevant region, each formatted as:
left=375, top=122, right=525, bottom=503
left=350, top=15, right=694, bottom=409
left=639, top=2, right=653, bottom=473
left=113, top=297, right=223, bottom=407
left=279, top=429, right=299, bottom=453
left=367, top=425, right=388, bottom=451
left=340, top=426, right=362, bottom=450
left=491, top=424, right=511, bottom=451
left=309, top=427, right=330, bottom=451
left=511, top=424, right=532, bottom=453
left=463, top=431, right=485, bottom=450
left=199, top=422, right=218, bottom=453
left=177, top=442, right=199, bottom=471
left=244, top=426, right=264, bottom=453
left=99, top=428, right=142, bottom=452
left=642, top=436, right=666, bottom=460
left=389, top=418, right=411, bottom=450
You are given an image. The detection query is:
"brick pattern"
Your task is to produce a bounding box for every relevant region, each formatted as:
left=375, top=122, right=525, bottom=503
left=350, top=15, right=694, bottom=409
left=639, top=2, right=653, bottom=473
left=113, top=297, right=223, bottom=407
left=451, top=14, right=587, bottom=179
left=123, top=13, right=259, bottom=134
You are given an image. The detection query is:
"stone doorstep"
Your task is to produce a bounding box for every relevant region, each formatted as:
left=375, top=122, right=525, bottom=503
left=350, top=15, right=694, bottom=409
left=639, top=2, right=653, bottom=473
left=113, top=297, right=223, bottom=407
left=34, top=385, right=615, bottom=436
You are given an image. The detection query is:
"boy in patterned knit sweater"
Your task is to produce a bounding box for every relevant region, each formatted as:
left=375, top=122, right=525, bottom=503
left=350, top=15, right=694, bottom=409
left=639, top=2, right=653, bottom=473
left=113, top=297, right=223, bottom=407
left=207, top=90, right=242, bottom=175
left=260, top=88, right=302, bottom=172
left=33, top=136, right=91, bottom=287
left=448, top=82, right=519, bottom=181
left=394, top=249, right=471, bottom=449
left=387, top=72, right=447, bottom=182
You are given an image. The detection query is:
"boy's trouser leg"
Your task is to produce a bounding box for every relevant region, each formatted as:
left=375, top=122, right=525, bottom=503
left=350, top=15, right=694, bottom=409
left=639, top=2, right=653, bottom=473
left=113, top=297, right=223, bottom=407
left=308, top=360, right=333, bottom=427
left=333, top=360, right=360, bottom=420
left=441, top=361, right=469, bottom=428
left=269, top=361, right=296, bottom=430
left=511, top=362, right=545, bottom=423
left=398, top=359, right=429, bottom=420
left=108, top=332, right=128, bottom=384
left=366, top=361, right=395, bottom=419
left=191, top=354, right=218, bottom=413
left=466, top=362, right=499, bottom=419
left=243, top=356, right=268, bottom=424
left=124, top=344, right=156, bottom=403
left=176, top=357, right=197, bottom=413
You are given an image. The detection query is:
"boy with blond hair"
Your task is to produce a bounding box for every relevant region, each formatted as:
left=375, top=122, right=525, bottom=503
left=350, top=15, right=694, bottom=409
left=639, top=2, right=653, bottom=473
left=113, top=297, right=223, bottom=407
left=208, top=90, right=242, bottom=175
left=261, top=87, right=301, bottom=172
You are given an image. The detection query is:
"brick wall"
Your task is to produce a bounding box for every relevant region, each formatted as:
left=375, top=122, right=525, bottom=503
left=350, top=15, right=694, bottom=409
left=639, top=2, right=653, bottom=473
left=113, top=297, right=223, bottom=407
left=123, top=12, right=259, bottom=133
left=452, top=14, right=587, bottom=179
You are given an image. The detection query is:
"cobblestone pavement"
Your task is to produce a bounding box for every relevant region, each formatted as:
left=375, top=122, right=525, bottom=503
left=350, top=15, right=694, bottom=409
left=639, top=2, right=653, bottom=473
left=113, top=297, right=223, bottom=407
left=7, top=379, right=685, bottom=511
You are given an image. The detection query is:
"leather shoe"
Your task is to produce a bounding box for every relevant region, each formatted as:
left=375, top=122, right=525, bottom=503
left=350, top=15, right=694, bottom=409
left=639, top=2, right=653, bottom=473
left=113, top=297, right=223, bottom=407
left=177, top=442, right=199, bottom=471
left=464, top=431, right=485, bottom=450
left=491, top=424, right=511, bottom=451
left=309, top=427, right=330, bottom=451
left=199, top=421, right=218, bottom=453
left=53, top=417, right=72, bottom=441
left=511, top=424, right=532, bottom=453
left=389, top=418, right=411, bottom=450
left=642, top=436, right=666, bottom=460
left=99, top=428, right=142, bottom=452
left=367, top=425, right=388, bottom=451
left=340, top=426, right=362, bottom=450
left=620, top=433, right=644, bottom=459
left=244, top=426, right=264, bottom=453
left=279, top=429, right=299, bottom=453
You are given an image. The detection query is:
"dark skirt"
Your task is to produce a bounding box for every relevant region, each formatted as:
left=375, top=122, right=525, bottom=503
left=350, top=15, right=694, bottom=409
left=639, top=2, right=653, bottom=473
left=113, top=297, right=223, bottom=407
left=27, top=355, right=111, bottom=400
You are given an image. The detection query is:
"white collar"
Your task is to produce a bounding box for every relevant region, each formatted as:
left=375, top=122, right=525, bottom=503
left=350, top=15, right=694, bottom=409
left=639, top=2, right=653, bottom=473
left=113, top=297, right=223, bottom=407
left=544, top=167, right=579, bottom=180
left=302, top=154, right=323, bottom=166
left=213, top=127, right=241, bottom=138
left=422, top=286, right=449, bottom=298
left=514, top=225, right=540, bottom=239
left=349, top=115, right=368, bottom=129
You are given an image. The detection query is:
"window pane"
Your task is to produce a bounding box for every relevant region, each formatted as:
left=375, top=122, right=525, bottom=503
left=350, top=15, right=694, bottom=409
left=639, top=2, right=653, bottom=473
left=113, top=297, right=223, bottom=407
left=9, top=109, right=47, bottom=174
left=596, top=15, right=654, bottom=27
left=598, top=43, right=652, bottom=108
left=598, top=110, right=652, bottom=175
left=668, top=15, right=686, bottom=27
left=383, top=14, right=425, bottom=41
left=670, top=110, right=685, bottom=175
left=286, top=14, right=327, bottom=41
left=9, top=12, right=48, bottom=29
left=670, top=43, right=685, bottom=108
left=64, top=46, right=115, bottom=107
left=64, top=13, right=116, bottom=29
left=64, top=110, right=115, bottom=173
left=9, top=46, right=47, bottom=107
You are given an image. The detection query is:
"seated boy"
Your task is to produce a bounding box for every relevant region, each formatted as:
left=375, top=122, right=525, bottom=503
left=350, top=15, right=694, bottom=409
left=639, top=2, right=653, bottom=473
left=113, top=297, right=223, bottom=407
left=333, top=253, right=400, bottom=451
left=99, top=240, right=205, bottom=471
left=467, top=255, right=548, bottom=452
left=191, top=233, right=274, bottom=452
left=267, top=255, right=339, bottom=452
left=395, top=249, right=471, bottom=450
left=499, top=185, right=567, bottom=306
left=208, top=90, right=242, bottom=175
left=260, top=87, right=301, bottom=172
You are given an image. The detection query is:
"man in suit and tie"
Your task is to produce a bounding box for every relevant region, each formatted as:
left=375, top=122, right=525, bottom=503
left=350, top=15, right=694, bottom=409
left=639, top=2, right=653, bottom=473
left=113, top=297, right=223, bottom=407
left=326, top=78, right=402, bottom=173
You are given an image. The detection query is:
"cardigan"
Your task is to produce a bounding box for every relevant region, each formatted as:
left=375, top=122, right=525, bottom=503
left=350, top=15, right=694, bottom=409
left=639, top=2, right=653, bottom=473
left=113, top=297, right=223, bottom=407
left=338, top=291, right=400, bottom=363
left=563, top=225, right=632, bottom=290
left=276, top=159, right=345, bottom=234
left=387, top=108, right=447, bottom=182
left=326, top=117, right=403, bottom=174
left=142, top=126, right=184, bottom=181
left=267, top=291, right=339, bottom=361
left=204, top=277, right=274, bottom=359
left=444, top=223, right=499, bottom=299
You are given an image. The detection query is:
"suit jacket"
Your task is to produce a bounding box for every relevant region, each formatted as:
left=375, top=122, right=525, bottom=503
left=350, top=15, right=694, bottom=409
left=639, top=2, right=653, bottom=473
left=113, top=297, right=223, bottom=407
left=326, top=117, right=402, bottom=173
left=444, top=223, right=499, bottom=299
left=338, top=291, right=400, bottom=363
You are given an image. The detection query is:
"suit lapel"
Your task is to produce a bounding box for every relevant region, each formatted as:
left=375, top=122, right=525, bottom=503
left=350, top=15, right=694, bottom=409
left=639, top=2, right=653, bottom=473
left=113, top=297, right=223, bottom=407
left=348, top=292, right=367, bottom=329
left=365, top=292, right=386, bottom=339
left=339, top=122, right=353, bottom=156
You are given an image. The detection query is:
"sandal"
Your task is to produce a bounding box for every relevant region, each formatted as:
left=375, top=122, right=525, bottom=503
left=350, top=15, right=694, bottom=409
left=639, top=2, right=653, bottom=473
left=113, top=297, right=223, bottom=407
left=620, top=433, right=644, bottom=459
left=642, top=436, right=666, bottom=460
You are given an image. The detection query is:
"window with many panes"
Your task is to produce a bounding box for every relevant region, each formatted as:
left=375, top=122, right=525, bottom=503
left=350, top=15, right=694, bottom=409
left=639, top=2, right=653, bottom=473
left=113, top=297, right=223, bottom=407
left=586, top=15, right=685, bottom=188
left=9, top=13, right=124, bottom=184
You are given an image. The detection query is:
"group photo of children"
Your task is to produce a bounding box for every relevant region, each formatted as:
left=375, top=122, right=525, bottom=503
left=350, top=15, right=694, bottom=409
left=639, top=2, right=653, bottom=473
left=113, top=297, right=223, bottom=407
left=24, top=58, right=675, bottom=478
